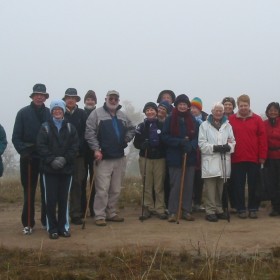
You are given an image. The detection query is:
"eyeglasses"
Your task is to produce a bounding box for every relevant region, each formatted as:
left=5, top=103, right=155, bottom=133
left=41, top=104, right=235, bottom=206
left=108, top=96, right=119, bottom=102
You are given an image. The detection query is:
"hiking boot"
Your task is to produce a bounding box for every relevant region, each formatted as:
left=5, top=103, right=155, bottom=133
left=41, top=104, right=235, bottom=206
left=106, top=215, right=124, bottom=222
left=71, top=217, right=83, bottom=225
left=237, top=212, right=247, bottom=219
left=58, top=231, right=71, bottom=238
left=22, top=226, right=33, bottom=235
left=205, top=214, right=218, bottom=222
left=269, top=210, right=280, bottom=217
left=157, top=213, right=168, bottom=220
left=49, top=232, right=59, bottom=240
left=139, top=208, right=152, bottom=221
left=95, top=219, right=107, bottom=226
left=182, top=213, right=195, bottom=221
left=168, top=214, right=177, bottom=223
left=216, top=212, right=228, bottom=220
left=249, top=211, right=258, bottom=219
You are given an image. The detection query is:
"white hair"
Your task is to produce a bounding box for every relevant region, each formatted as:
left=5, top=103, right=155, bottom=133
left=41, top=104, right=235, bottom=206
left=211, top=102, right=224, bottom=112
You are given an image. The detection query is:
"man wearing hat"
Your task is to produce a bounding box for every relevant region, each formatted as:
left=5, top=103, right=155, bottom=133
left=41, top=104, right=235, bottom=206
left=85, top=90, right=135, bottom=226
left=12, top=83, right=51, bottom=234
left=63, top=88, right=87, bottom=225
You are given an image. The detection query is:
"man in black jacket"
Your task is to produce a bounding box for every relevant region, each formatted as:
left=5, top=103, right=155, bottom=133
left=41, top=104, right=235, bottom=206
left=12, top=83, right=51, bottom=234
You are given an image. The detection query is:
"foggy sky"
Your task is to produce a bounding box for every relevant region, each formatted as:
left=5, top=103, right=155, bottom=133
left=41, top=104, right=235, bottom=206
left=1, top=0, right=280, bottom=140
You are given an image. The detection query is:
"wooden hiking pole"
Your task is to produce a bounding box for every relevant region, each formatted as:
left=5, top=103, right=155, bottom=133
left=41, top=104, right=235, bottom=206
left=177, top=153, right=187, bottom=224
left=82, top=162, right=96, bottom=229
left=221, top=152, right=230, bottom=223
left=139, top=148, right=148, bottom=222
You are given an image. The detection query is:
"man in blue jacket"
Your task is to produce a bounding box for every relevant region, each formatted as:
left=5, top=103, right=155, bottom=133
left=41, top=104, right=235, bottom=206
left=12, top=83, right=51, bottom=234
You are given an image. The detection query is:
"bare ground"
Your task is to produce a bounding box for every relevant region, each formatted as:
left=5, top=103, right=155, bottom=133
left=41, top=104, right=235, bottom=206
left=1, top=203, right=280, bottom=256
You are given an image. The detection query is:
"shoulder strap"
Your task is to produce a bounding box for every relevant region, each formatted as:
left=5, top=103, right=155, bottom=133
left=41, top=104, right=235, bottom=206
left=67, top=123, right=71, bottom=134
left=42, top=122, right=50, bottom=134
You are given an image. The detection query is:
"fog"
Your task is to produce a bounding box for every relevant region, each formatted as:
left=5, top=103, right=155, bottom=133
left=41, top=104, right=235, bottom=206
left=1, top=0, right=280, bottom=140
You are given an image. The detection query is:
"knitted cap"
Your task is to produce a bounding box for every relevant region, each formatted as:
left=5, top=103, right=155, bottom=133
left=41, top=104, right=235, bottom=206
left=191, top=97, right=203, bottom=111
left=84, top=90, right=97, bottom=103
left=143, top=102, right=158, bottom=113
left=158, top=100, right=170, bottom=113
left=50, top=99, right=66, bottom=113
left=157, top=90, right=176, bottom=103
left=174, top=94, right=191, bottom=107
left=222, top=97, right=236, bottom=109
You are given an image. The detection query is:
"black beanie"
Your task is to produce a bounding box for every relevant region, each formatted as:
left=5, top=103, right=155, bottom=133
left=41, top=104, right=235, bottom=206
left=174, top=94, right=191, bottom=107
left=157, top=90, right=176, bottom=103
left=143, top=102, right=158, bottom=113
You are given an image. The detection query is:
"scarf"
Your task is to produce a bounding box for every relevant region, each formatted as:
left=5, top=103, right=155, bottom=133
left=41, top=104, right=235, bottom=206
left=170, top=107, right=195, bottom=139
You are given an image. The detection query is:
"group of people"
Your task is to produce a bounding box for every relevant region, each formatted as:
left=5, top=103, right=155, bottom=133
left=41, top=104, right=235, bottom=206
left=0, top=84, right=279, bottom=239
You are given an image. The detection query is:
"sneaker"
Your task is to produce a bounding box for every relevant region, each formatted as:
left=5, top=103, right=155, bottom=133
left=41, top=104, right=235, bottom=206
left=157, top=213, right=168, bottom=220
left=71, top=217, right=83, bottom=225
left=168, top=214, right=177, bottom=223
left=269, top=210, right=280, bottom=217
left=205, top=214, right=218, bottom=222
left=106, top=215, right=124, bottom=222
left=237, top=212, right=247, bottom=219
left=249, top=211, right=258, bottom=219
left=58, top=231, right=71, bottom=238
left=22, top=227, right=33, bottom=235
left=216, top=212, right=228, bottom=220
left=182, top=213, right=195, bottom=221
left=49, top=232, right=59, bottom=239
left=95, top=219, right=107, bottom=226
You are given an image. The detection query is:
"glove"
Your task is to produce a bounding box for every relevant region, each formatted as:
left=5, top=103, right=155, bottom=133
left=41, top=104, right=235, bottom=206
left=180, top=137, right=189, bottom=147
left=213, top=145, right=224, bottom=153
left=141, top=140, right=149, bottom=150
left=51, top=157, right=66, bottom=170
left=223, top=143, right=231, bottom=153
left=184, top=142, right=193, bottom=154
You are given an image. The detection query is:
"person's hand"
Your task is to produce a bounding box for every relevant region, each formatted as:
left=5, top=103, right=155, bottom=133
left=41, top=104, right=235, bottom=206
left=223, top=143, right=231, bottom=152
left=213, top=145, right=223, bottom=153
left=94, top=150, right=103, bottom=161
left=51, top=157, right=66, bottom=169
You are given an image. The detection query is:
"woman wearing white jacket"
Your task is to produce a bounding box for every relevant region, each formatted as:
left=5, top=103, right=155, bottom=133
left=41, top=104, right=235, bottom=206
left=199, top=102, right=236, bottom=222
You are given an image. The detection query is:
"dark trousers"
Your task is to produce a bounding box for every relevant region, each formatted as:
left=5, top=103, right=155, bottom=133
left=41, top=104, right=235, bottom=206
left=231, top=162, right=260, bottom=213
left=81, top=156, right=95, bottom=216
left=20, top=157, right=46, bottom=228
left=266, top=159, right=280, bottom=211
left=192, top=169, right=204, bottom=205
left=43, top=173, right=72, bottom=234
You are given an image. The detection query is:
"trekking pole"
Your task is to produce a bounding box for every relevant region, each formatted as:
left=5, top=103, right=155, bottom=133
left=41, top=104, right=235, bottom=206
left=82, top=162, right=96, bottom=229
left=27, top=158, right=32, bottom=234
left=177, top=153, right=187, bottom=224
left=221, top=152, right=230, bottom=223
left=139, top=148, right=148, bottom=222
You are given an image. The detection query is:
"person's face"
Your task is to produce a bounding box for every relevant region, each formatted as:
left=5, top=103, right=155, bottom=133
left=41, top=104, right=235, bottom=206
left=65, top=96, right=77, bottom=110
left=85, top=97, right=96, bottom=107
left=212, top=107, right=224, bottom=120
left=157, top=106, right=167, bottom=120
left=145, top=107, right=157, bottom=119
left=161, top=93, right=173, bottom=105
left=190, top=106, right=200, bottom=117
left=223, top=102, right=234, bottom=115
left=267, top=106, right=280, bottom=119
left=177, top=102, right=189, bottom=113
left=52, top=107, right=64, bottom=120
left=106, top=94, right=119, bottom=110
left=238, top=101, right=250, bottom=117
left=32, top=93, right=47, bottom=107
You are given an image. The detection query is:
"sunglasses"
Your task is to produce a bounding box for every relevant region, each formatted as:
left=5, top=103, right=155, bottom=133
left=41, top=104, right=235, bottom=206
left=108, top=96, right=119, bottom=102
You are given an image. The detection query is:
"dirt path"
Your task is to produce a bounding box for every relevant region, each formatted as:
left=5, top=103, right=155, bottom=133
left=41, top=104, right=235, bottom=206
left=1, top=203, right=280, bottom=255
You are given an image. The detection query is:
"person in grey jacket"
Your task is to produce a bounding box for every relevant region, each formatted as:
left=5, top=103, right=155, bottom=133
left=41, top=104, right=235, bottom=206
left=85, top=90, right=135, bottom=226
left=198, top=102, right=236, bottom=222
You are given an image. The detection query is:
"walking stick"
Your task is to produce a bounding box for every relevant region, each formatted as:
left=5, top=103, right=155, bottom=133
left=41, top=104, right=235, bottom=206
left=221, top=152, right=230, bottom=223
left=177, top=153, right=187, bottom=224
left=82, top=162, right=96, bottom=229
left=139, top=149, right=148, bottom=222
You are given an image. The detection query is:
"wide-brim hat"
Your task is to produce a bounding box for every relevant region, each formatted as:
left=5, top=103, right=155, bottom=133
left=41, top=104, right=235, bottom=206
left=29, top=83, right=49, bottom=99
left=63, top=88, right=81, bottom=102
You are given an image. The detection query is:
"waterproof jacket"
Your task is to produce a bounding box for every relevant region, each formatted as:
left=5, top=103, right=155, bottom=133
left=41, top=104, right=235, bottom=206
left=37, top=119, right=79, bottom=174
left=162, top=113, right=199, bottom=167
left=0, top=124, right=7, bottom=177
left=64, top=106, right=87, bottom=156
left=85, top=103, right=135, bottom=159
left=133, top=118, right=166, bottom=159
left=264, top=117, right=280, bottom=159
left=198, top=115, right=236, bottom=178
left=229, top=112, right=267, bottom=163
left=12, top=102, right=51, bottom=158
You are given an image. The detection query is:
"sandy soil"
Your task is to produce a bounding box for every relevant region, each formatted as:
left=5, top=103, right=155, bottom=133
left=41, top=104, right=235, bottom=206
left=1, top=203, right=280, bottom=256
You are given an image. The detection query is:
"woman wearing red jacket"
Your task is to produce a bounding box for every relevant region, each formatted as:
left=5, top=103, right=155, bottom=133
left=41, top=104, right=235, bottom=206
left=264, top=102, right=280, bottom=216
left=229, top=94, right=267, bottom=219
